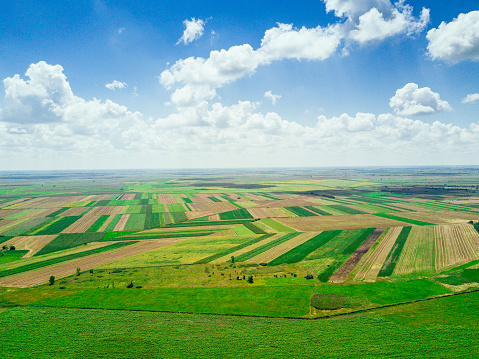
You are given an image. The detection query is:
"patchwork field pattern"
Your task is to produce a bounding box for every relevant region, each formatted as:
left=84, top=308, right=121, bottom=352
left=2, top=181, right=479, bottom=294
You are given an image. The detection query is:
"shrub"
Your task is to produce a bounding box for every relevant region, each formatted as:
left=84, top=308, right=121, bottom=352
left=49, top=276, right=55, bottom=285
left=247, top=275, right=254, bottom=284
left=304, top=274, right=314, bottom=280
left=127, top=281, right=134, bottom=288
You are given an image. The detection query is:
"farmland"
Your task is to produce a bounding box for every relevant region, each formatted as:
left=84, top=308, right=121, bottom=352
left=2, top=167, right=479, bottom=357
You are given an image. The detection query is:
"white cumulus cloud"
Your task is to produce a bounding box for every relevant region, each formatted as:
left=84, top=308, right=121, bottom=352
left=462, top=93, right=479, bottom=104
left=105, top=80, right=127, bottom=90
left=389, top=83, right=452, bottom=116
left=264, top=91, right=281, bottom=105
left=324, top=0, right=429, bottom=44
left=427, top=11, right=479, bottom=63
left=260, top=23, right=342, bottom=60
left=177, top=18, right=205, bottom=45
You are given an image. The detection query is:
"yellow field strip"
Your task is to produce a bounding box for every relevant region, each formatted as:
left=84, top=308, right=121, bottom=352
left=435, top=224, right=479, bottom=272
left=245, top=232, right=320, bottom=264
left=354, top=226, right=402, bottom=281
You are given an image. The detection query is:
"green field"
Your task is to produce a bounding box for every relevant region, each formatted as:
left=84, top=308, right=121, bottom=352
left=2, top=168, right=479, bottom=358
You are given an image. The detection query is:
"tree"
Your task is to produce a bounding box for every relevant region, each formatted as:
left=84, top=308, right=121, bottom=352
left=9, top=246, right=15, bottom=251
left=247, top=275, right=254, bottom=284
left=76, top=267, right=81, bottom=276
left=49, top=276, right=55, bottom=285
left=231, top=255, right=235, bottom=263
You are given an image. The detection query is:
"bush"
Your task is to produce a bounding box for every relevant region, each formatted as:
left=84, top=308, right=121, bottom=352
left=259, top=262, right=267, bottom=266
left=127, top=281, right=134, bottom=288
left=9, top=246, right=15, bottom=251
left=247, top=275, right=254, bottom=284
left=304, top=274, right=314, bottom=280
left=49, top=276, right=55, bottom=286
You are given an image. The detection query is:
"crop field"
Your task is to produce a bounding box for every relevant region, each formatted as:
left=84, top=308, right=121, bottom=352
left=2, top=168, right=479, bottom=357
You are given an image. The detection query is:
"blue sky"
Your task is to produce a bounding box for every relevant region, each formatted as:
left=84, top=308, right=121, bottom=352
left=0, top=0, right=478, bottom=170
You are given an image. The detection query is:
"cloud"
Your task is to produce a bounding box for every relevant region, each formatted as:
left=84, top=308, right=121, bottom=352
left=2, top=64, right=479, bottom=168
left=462, top=93, right=479, bottom=104
left=0, top=61, right=144, bottom=156
left=324, top=0, right=429, bottom=44
left=264, top=91, right=281, bottom=105
left=118, top=27, right=125, bottom=34
left=105, top=80, right=127, bottom=90
left=160, top=22, right=342, bottom=107
left=260, top=23, right=342, bottom=60
left=177, top=18, right=205, bottom=45
left=1, top=61, right=76, bottom=124
left=389, top=83, right=452, bottom=116
left=160, top=1, right=428, bottom=109
left=427, top=11, right=479, bottom=63
left=349, top=5, right=429, bottom=44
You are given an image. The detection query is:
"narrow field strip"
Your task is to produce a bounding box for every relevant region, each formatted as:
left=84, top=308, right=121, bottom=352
left=234, top=233, right=301, bottom=262
left=393, top=226, right=435, bottom=277
left=269, top=231, right=343, bottom=266
left=0, top=239, right=182, bottom=288
left=373, top=213, right=434, bottom=226
left=210, top=233, right=284, bottom=264
left=329, top=228, right=385, bottom=283
left=244, top=232, right=315, bottom=265
left=435, top=224, right=479, bottom=272
left=0, top=242, right=134, bottom=280
left=260, top=218, right=296, bottom=232
left=194, top=234, right=274, bottom=264
left=378, top=227, right=412, bottom=277
left=354, top=227, right=402, bottom=281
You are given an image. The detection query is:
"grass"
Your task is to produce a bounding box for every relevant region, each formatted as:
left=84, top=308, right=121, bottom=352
left=35, top=233, right=106, bottom=256
left=233, top=225, right=255, bottom=235
left=313, top=278, right=450, bottom=305
left=219, top=209, right=254, bottom=220
left=33, top=285, right=314, bottom=317
left=235, top=233, right=301, bottom=262
left=170, top=212, right=188, bottom=223
left=373, top=213, right=434, bottom=226
left=269, top=231, right=342, bottom=266
left=0, top=242, right=134, bottom=278
left=0, top=250, right=29, bottom=263
left=3, top=292, right=479, bottom=358
left=378, top=226, right=412, bottom=277
left=124, top=214, right=146, bottom=231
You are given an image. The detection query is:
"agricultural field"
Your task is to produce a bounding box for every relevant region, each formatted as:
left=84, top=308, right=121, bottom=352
left=2, top=167, right=479, bottom=357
